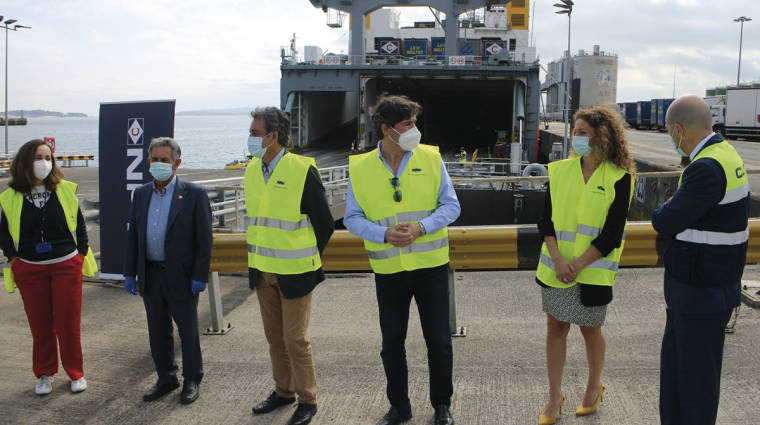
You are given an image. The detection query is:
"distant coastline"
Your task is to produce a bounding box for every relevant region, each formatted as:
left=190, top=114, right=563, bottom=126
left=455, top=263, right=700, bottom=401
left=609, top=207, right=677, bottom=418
left=177, top=106, right=255, bottom=116
left=5, top=106, right=258, bottom=118
left=8, top=109, right=88, bottom=118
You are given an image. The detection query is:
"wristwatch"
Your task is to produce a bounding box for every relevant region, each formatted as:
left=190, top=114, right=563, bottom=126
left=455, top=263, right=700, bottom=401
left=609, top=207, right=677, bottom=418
left=419, top=222, right=427, bottom=235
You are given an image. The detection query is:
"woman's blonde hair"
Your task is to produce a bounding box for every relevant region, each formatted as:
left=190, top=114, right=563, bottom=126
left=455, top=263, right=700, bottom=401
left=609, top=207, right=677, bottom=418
left=574, top=105, right=636, bottom=176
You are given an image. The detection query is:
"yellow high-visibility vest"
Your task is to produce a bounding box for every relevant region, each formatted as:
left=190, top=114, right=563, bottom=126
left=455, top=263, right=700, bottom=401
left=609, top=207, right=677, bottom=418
left=0, top=180, right=98, bottom=293
left=244, top=153, right=321, bottom=274
left=675, top=141, right=749, bottom=245
left=536, top=157, right=634, bottom=287
left=349, top=144, right=449, bottom=273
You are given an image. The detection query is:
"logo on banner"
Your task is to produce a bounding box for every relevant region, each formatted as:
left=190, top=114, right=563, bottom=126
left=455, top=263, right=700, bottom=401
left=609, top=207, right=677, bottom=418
left=128, top=118, right=144, bottom=145
left=381, top=41, right=398, bottom=55
left=459, top=43, right=475, bottom=55
left=486, top=43, right=503, bottom=55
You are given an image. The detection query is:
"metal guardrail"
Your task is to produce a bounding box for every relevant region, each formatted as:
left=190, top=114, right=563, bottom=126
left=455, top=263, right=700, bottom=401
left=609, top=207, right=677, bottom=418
left=0, top=153, right=94, bottom=169
left=201, top=219, right=760, bottom=333
left=196, top=165, right=353, bottom=231
left=196, top=167, right=760, bottom=236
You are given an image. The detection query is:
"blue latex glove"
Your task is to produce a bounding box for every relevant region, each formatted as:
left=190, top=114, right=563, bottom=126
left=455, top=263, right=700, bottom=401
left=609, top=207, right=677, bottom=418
left=125, top=277, right=137, bottom=295
left=191, top=280, right=206, bottom=295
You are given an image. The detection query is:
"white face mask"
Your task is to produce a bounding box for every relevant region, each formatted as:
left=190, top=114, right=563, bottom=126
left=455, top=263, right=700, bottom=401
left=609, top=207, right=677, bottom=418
left=33, top=160, right=53, bottom=181
left=247, top=136, right=265, bottom=158
left=391, top=126, right=422, bottom=151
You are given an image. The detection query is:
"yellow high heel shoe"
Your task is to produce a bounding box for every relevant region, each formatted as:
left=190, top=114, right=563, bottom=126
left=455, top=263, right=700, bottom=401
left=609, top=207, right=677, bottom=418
left=576, top=383, right=605, bottom=416
left=538, top=393, right=565, bottom=425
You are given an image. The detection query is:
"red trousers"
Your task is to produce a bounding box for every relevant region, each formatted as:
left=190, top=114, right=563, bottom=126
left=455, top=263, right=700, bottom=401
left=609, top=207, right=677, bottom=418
left=12, top=254, right=84, bottom=380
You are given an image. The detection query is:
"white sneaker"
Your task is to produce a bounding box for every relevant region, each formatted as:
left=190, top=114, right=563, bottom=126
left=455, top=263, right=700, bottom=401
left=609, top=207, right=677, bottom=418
left=70, top=377, right=87, bottom=393
left=35, top=375, right=54, bottom=395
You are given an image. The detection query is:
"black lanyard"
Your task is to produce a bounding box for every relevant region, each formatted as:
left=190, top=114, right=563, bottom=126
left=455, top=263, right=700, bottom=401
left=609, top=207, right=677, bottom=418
left=27, top=191, right=54, bottom=254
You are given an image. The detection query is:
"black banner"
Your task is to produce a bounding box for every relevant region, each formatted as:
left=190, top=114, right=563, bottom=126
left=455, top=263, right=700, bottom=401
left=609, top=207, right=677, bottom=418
left=98, top=100, right=175, bottom=277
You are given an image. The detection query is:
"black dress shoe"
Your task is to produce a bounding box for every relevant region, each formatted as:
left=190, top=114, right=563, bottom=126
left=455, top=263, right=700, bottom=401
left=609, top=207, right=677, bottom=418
left=434, top=404, right=454, bottom=425
left=142, top=379, right=180, bottom=402
left=376, top=406, right=412, bottom=425
left=179, top=381, right=199, bottom=404
left=252, top=391, right=296, bottom=414
left=287, top=402, right=317, bottom=425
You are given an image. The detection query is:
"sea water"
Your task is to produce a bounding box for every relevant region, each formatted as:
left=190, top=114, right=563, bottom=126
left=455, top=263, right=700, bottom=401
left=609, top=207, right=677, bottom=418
left=2, top=114, right=252, bottom=169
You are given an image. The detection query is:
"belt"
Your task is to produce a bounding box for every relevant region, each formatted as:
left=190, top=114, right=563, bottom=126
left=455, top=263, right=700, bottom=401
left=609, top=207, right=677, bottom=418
left=147, top=260, right=166, bottom=269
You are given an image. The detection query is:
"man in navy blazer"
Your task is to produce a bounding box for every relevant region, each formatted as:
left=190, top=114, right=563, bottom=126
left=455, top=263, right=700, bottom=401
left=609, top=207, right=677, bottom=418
left=124, top=137, right=213, bottom=405
left=652, top=95, right=749, bottom=425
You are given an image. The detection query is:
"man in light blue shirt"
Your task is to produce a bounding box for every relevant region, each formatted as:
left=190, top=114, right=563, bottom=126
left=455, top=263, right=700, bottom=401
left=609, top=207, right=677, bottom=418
left=146, top=175, right=176, bottom=261
left=343, top=144, right=460, bottom=243
left=345, top=95, right=459, bottom=425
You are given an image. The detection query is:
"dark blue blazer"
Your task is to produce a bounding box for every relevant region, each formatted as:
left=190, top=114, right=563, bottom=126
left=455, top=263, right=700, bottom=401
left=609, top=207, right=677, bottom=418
left=124, top=178, right=212, bottom=295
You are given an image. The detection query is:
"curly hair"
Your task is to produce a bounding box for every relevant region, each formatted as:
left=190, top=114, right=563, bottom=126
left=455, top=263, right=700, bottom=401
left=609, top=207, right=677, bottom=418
left=573, top=105, right=636, bottom=177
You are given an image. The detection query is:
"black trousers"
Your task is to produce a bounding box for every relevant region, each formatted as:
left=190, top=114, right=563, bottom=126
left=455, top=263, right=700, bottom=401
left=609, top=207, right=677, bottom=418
left=374, top=263, right=453, bottom=413
left=659, top=307, right=732, bottom=425
left=142, top=263, right=203, bottom=385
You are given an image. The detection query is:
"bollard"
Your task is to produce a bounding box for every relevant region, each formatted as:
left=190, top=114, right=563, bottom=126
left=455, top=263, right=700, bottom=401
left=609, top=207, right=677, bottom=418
left=449, top=267, right=466, bottom=337
left=204, top=272, right=233, bottom=335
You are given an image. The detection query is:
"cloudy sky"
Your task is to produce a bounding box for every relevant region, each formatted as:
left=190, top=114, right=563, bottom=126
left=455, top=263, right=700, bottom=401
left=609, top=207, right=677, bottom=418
left=2, top=0, right=758, bottom=116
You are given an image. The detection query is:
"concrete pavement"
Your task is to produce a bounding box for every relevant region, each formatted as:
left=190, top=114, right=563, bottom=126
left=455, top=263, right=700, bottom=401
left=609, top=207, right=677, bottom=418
left=1, top=266, right=759, bottom=424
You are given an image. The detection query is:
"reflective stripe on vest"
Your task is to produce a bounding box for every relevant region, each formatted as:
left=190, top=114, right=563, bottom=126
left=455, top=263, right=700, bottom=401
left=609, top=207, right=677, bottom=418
left=676, top=226, right=749, bottom=245
left=247, top=244, right=319, bottom=259
left=535, top=157, right=633, bottom=288
left=539, top=251, right=620, bottom=273
left=676, top=141, right=749, bottom=247
left=373, top=210, right=434, bottom=227
left=248, top=216, right=312, bottom=231
left=367, top=237, right=449, bottom=260
left=348, top=145, right=450, bottom=273
left=719, top=181, right=749, bottom=205
left=243, top=153, right=321, bottom=274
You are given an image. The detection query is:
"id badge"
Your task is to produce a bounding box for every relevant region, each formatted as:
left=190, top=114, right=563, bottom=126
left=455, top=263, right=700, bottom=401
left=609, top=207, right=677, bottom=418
left=35, top=241, right=53, bottom=254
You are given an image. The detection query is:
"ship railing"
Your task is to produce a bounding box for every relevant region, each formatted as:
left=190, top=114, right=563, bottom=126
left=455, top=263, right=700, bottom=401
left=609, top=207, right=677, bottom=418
left=320, top=165, right=349, bottom=184
left=308, top=53, right=528, bottom=67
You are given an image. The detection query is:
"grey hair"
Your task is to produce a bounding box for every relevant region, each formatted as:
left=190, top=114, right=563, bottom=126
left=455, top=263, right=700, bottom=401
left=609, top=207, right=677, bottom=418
left=251, top=106, right=291, bottom=147
left=148, top=137, right=182, bottom=161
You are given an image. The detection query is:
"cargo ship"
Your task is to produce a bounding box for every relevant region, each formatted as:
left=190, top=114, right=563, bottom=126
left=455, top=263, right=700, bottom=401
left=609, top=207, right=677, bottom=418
left=282, top=0, right=540, bottom=163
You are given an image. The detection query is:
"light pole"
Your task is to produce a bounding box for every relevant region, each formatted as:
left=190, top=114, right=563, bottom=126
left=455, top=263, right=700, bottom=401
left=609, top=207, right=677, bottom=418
left=2, top=19, right=31, bottom=155
left=554, top=1, right=573, bottom=158
left=734, top=16, right=751, bottom=86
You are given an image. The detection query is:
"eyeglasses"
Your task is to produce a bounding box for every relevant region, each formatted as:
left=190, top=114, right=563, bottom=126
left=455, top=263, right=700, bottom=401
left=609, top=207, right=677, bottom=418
left=390, top=177, right=402, bottom=202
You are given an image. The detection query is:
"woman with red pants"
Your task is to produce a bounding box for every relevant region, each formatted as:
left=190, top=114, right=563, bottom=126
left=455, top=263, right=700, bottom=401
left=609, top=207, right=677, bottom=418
left=0, top=139, right=97, bottom=395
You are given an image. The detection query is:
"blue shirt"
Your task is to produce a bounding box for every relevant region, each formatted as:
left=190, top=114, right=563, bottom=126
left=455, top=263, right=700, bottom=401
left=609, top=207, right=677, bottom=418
left=146, top=175, right=177, bottom=261
left=344, top=142, right=461, bottom=244
left=261, top=147, right=286, bottom=183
